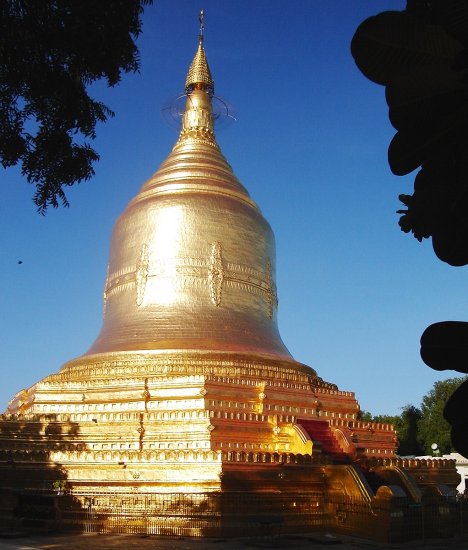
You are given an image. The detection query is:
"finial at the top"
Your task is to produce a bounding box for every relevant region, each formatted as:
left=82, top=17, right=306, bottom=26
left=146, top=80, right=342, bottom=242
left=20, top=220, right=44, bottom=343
left=199, top=9, right=205, bottom=42
left=185, top=10, right=214, bottom=96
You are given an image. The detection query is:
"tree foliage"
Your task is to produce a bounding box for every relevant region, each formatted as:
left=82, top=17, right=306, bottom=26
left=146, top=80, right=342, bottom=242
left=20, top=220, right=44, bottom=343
left=351, top=1, right=468, bottom=267
left=0, top=0, right=153, bottom=212
left=418, top=376, right=467, bottom=454
left=352, top=0, right=468, bottom=457
left=396, top=405, right=424, bottom=456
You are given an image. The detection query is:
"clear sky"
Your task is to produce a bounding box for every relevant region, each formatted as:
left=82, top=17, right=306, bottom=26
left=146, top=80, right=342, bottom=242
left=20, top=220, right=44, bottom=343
left=1, top=0, right=466, bottom=416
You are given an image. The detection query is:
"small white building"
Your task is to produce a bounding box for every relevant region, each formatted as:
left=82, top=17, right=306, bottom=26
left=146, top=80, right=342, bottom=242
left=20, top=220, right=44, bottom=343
left=411, top=453, right=468, bottom=494
left=442, top=453, right=468, bottom=494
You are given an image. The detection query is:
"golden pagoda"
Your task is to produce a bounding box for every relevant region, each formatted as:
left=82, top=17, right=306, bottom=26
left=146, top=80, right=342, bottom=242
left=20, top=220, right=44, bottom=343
left=0, top=13, right=460, bottom=540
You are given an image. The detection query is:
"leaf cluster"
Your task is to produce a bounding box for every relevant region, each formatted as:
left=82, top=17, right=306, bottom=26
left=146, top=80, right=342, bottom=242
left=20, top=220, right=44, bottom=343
left=0, top=0, right=152, bottom=212
left=351, top=1, right=468, bottom=266
left=352, top=0, right=468, bottom=459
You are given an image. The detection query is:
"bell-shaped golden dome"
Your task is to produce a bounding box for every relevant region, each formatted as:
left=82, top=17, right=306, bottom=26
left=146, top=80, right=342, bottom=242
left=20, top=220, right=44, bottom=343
left=63, top=26, right=298, bottom=371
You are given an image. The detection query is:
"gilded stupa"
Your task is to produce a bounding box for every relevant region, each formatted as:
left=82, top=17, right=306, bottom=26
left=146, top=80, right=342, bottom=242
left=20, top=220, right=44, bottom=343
left=0, top=13, right=459, bottom=539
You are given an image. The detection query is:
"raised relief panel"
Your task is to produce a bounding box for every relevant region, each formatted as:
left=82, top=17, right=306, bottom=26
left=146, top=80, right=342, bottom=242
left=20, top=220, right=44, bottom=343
left=264, top=259, right=277, bottom=319
left=103, top=264, right=110, bottom=317
left=136, top=243, right=150, bottom=306
left=209, top=242, right=224, bottom=306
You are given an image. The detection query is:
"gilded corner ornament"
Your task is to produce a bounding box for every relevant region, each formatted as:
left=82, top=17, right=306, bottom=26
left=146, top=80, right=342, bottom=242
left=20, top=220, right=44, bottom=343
left=142, top=377, right=151, bottom=412
left=138, top=412, right=145, bottom=452
left=209, top=242, right=224, bottom=306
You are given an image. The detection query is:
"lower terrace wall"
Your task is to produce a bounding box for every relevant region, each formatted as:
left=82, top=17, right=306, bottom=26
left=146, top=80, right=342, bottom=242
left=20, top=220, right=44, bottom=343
left=1, top=490, right=467, bottom=542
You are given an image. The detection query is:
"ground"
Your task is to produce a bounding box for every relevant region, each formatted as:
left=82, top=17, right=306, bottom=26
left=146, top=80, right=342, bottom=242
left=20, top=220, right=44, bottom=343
left=0, top=533, right=468, bottom=550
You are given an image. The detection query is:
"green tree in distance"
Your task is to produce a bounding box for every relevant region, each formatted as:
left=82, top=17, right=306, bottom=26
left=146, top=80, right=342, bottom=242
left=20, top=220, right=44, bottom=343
left=418, top=376, right=467, bottom=454
left=357, top=410, right=374, bottom=423
left=1, top=0, right=153, bottom=213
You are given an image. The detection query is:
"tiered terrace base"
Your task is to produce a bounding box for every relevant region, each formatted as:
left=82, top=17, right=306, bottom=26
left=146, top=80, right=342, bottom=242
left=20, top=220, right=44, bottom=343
left=0, top=353, right=461, bottom=541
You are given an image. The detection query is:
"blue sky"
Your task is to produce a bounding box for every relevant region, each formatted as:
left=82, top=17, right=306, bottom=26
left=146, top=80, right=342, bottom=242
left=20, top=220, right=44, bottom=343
left=1, top=0, right=466, bottom=416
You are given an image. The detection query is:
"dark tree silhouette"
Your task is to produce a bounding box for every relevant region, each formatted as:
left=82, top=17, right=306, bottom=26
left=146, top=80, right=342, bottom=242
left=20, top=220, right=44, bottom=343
left=396, top=405, right=425, bottom=456
left=351, top=1, right=468, bottom=457
left=402, top=406, right=423, bottom=455
left=1, top=0, right=153, bottom=213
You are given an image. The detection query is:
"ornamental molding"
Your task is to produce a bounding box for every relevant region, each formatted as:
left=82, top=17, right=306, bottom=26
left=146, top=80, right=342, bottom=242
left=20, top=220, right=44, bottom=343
left=102, top=247, right=277, bottom=318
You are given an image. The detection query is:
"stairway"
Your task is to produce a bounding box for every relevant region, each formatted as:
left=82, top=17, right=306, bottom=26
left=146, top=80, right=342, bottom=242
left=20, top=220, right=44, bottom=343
left=298, top=420, right=350, bottom=463
left=361, top=470, right=387, bottom=494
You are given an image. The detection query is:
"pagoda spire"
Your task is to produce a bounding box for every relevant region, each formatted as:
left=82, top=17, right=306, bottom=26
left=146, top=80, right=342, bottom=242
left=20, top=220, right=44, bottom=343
left=179, top=10, right=216, bottom=145
left=184, top=10, right=214, bottom=96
